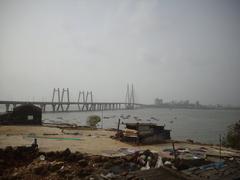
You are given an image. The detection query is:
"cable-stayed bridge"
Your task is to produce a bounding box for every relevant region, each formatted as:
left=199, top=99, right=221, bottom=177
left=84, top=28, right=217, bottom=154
left=0, top=85, right=143, bottom=113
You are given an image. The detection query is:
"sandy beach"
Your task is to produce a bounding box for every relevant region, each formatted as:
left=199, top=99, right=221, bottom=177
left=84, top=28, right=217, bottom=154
left=0, top=125, right=239, bottom=157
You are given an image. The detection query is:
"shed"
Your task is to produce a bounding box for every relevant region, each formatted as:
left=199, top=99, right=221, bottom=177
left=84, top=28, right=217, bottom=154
left=0, top=104, right=42, bottom=125
left=122, top=123, right=171, bottom=144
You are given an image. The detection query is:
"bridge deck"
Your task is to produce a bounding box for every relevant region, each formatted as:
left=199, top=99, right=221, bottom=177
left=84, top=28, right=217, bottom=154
left=0, top=101, right=142, bottom=112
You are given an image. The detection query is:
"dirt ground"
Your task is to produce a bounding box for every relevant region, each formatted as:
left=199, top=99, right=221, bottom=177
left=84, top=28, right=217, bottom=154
left=0, top=125, right=239, bottom=157
left=1, top=125, right=240, bottom=180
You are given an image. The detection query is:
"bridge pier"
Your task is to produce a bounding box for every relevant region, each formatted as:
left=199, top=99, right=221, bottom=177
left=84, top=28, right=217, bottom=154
left=82, top=104, right=85, bottom=111
left=92, top=104, right=96, bottom=111
left=58, top=103, right=65, bottom=112
left=5, top=104, right=10, bottom=112
left=66, top=104, right=70, bottom=111
left=40, top=104, right=46, bottom=112
left=52, top=104, right=56, bottom=112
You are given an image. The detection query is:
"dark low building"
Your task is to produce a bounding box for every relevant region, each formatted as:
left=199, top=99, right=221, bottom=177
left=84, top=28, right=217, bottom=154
left=122, top=123, right=171, bottom=144
left=0, top=104, right=42, bottom=125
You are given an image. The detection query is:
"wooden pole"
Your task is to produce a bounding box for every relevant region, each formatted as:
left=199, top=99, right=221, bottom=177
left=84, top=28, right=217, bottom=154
left=219, top=134, right=222, bottom=160
left=117, top=119, right=121, bottom=132
left=172, top=141, right=177, bottom=160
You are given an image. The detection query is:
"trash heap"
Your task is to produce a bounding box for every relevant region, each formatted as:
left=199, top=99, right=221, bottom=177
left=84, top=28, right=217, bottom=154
left=162, top=147, right=208, bottom=160
left=0, top=146, right=164, bottom=180
left=2, top=145, right=239, bottom=179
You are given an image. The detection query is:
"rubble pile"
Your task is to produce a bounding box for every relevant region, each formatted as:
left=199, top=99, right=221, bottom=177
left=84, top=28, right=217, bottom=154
left=0, top=146, right=39, bottom=176
left=1, top=145, right=239, bottom=180
left=0, top=146, right=163, bottom=180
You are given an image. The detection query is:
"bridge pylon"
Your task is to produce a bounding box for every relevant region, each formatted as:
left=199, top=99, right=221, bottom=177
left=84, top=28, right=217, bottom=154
left=77, top=90, right=94, bottom=111
left=52, top=88, right=61, bottom=112
left=125, top=83, right=135, bottom=109
left=52, top=88, right=70, bottom=112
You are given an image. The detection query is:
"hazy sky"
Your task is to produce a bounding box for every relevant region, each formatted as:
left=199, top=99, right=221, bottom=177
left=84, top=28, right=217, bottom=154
left=0, top=0, right=240, bottom=105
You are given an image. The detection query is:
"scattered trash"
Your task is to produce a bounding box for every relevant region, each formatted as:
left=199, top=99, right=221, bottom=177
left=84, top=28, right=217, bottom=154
left=164, top=161, right=172, bottom=166
left=199, top=161, right=224, bottom=170
left=39, top=154, right=46, bottom=161
left=155, top=155, right=163, bottom=168
left=1, top=145, right=239, bottom=180
left=101, top=172, right=116, bottom=179
left=141, top=161, right=150, bottom=170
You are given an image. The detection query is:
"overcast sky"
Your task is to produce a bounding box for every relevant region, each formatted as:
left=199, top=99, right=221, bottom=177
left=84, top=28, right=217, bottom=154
left=0, top=0, right=240, bottom=105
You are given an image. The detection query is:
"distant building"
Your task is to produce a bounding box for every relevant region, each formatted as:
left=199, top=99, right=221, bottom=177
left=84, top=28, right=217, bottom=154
left=155, top=98, right=163, bottom=106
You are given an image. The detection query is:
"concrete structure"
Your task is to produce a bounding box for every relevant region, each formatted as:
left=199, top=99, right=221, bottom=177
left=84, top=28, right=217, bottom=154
left=0, top=101, right=141, bottom=113
left=0, top=86, right=144, bottom=113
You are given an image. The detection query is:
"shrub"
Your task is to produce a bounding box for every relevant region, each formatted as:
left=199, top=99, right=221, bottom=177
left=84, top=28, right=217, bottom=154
left=86, top=115, right=101, bottom=128
left=223, top=120, right=240, bottom=149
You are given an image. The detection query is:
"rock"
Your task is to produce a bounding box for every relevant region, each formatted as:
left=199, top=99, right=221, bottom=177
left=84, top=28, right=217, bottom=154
left=45, top=151, right=56, bottom=159
left=103, top=161, right=113, bottom=169
left=90, top=155, right=103, bottom=163
left=78, top=159, right=88, bottom=167
left=100, top=172, right=117, bottom=179
left=5, top=146, right=14, bottom=153
left=57, top=166, right=71, bottom=176
left=121, top=171, right=129, bottom=176
left=186, top=139, right=194, bottom=143
left=49, top=161, right=64, bottom=172
left=100, top=156, right=109, bottom=162
left=11, top=172, right=20, bottom=178
left=123, top=155, right=134, bottom=162
left=75, top=152, right=84, bottom=160
left=65, top=153, right=77, bottom=161
left=62, top=148, right=71, bottom=157
left=33, top=164, right=49, bottom=175
left=77, top=167, right=94, bottom=177
left=112, top=158, right=125, bottom=165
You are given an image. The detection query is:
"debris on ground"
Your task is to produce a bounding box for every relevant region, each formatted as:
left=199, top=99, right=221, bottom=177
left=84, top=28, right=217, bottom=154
left=1, top=145, right=240, bottom=180
left=0, top=146, right=169, bottom=179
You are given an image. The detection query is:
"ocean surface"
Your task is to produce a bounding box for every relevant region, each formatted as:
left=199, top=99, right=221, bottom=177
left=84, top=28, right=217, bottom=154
left=39, top=108, right=240, bottom=144
left=0, top=105, right=239, bottom=144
